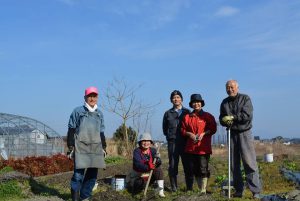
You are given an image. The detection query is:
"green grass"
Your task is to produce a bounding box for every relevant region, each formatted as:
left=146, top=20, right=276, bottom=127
left=207, top=157, right=297, bottom=201
left=0, top=154, right=298, bottom=201
left=0, top=166, right=14, bottom=175
left=0, top=180, right=26, bottom=201
left=105, top=155, right=127, bottom=165
left=282, top=159, right=300, bottom=171
left=28, top=178, right=71, bottom=201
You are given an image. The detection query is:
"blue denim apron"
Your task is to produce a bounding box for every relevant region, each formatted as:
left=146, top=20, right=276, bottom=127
left=74, top=111, right=105, bottom=169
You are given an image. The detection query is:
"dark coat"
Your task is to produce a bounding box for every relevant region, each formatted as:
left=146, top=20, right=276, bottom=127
left=219, top=93, right=253, bottom=132
left=162, top=107, right=190, bottom=141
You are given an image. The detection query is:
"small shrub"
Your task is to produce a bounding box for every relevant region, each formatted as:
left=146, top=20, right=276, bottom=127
left=283, top=160, right=298, bottom=171
left=215, top=174, right=227, bottom=185
left=0, top=154, right=73, bottom=177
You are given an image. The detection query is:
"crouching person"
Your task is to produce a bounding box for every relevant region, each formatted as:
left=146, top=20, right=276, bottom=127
left=126, top=132, right=165, bottom=197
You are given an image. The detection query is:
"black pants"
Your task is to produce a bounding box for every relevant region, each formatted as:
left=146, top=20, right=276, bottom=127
left=186, top=154, right=210, bottom=179
left=167, top=140, right=189, bottom=177
left=132, top=167, right=163, bottom=194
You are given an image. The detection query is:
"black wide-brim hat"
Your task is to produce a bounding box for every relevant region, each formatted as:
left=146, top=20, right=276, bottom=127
left=189, top=94, right=205, bottom=108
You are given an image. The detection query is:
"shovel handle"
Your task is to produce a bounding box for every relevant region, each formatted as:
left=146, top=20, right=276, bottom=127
left=143, top=144, right=161, bottom=197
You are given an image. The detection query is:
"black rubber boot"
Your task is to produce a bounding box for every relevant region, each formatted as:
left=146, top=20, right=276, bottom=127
left=185, top=177, right=194, bottom=191
left=71, top=189, right=80, bottom=201
left=169, top=176, right=177, bottom=192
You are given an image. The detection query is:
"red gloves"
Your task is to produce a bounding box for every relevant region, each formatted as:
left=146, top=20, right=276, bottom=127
left=148, top=161, right=155, bottom=170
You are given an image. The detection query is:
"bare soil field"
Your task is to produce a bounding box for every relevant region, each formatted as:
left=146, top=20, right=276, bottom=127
left=1, top=143, right=299, bottom=201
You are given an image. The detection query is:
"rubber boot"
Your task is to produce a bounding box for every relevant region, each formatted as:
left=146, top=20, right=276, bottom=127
left=195, top=177, right=202, bottom=189
left=71, top=189, right=80, bottom=201
left=157, top=180, right=165, bottom=197
left=200, top=177, right=208, bottom=194
left=169, top=176, right=177, bottom=192
left=185, top=177, right=194, bottom=191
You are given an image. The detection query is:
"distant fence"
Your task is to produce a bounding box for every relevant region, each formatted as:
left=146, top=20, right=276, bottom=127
left=212, top=123, right=227, bottom=145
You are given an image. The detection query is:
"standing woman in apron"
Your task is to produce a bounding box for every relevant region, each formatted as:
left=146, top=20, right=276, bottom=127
left=67, top=86, right=106, bottom=201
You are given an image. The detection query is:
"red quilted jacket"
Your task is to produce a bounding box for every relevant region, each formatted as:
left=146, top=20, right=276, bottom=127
left=181, top=110, right=217, bottom=155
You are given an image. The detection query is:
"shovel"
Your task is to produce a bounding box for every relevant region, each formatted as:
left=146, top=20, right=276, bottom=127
left=228, top=127, right=231, bottom=199
left=143, top=143, right=161, bottom=199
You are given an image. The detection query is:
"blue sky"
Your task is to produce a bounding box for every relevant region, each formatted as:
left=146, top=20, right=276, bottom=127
left=1, top=0, right=299, bottom=140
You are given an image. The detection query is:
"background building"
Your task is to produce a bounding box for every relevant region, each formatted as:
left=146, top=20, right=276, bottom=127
left=0, top=113, right=64, bottom=159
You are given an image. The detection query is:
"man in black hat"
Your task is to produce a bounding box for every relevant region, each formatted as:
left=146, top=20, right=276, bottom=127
left=162, top=90, right=190, bottom=192
left=219, top=80, right=261, bottom=199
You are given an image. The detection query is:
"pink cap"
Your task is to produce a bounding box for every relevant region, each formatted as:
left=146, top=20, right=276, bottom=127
left=85, top=86, right=98, bottom=96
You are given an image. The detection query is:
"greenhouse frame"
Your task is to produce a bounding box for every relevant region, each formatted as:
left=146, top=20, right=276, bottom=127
left=0, top=112, right=64, bottom=159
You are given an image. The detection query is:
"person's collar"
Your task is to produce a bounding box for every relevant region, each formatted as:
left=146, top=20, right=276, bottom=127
left=84, top=102, right=98, bottom=112
left=172, top=105, right=182, bottom=110
left=229, top=93, right=239, bottom=100
left=192, top=109, right=203, bottom=116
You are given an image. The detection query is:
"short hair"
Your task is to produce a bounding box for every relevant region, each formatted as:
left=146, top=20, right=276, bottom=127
left=226, top=79, right=239, bottom=87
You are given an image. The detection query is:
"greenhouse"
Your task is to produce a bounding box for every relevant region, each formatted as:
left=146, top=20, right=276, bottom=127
left=0, top=112, right=64, bottom=159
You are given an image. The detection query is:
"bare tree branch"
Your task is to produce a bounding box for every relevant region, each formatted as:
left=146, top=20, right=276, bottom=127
left=101, top=77, right=160, bottom=157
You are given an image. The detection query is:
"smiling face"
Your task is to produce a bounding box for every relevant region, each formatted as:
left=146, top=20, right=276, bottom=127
left=140, top=140, right=152, bottom=150
left=171, top=94, right=182, bottom=107
left=226, top=80, right=239, bottom=97
left=192, top=101, right=202, bottom=112
left=85, top=93, right=98, bottom=107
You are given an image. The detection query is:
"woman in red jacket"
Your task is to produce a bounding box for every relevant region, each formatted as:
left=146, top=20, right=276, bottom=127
left=181, top=94, right=217, bottom=194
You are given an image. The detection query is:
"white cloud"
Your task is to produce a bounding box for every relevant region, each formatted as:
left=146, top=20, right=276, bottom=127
left=149, top=0, right=190, bottom=30
left=215, top=6, right=239, bottom=17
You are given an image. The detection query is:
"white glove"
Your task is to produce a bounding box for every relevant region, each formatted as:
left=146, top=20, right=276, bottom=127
left=103, top=149, right=107, bottom=158
left=67, top=147, right=74, bottom=160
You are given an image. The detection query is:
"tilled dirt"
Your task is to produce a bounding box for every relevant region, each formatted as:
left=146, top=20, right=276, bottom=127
left=4, top=161, right=219, bottom=201
left=174, top=194, right=216, bottom=201
left=22, top=195, right=65, bottom=201
left=91, top=189, right=134, bottom=201
left=30, top=162, right=217, bottom=200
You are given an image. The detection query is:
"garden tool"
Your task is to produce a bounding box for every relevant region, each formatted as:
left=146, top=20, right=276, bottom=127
left=227, top=122, right=233, bottom=199
left=143, top=143, right=161, bottom=199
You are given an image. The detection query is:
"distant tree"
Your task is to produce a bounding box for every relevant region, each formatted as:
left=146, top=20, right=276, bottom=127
left=113, top=124, right=137, bottom=143
left=273, top=136, right=284, bottom=143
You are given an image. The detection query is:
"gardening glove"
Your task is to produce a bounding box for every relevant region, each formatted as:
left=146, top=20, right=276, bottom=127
left=194, top=134, right=200, bottom=143
left=222, top=115, right=234, bottom=126
left=67, top=146, right=74, bottom=160
left=197, top=133, right=205, bottom=141
left=103, top=149, right=107, bottom=158
left=154, top=152, right=161, bottom=158
left=155, top=157, right=162, bottom=167
left=148, top=161, right=155, bottom=170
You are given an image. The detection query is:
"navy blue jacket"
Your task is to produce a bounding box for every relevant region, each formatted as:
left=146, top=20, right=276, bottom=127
left=162, top=107, right=190, bottom=141
left=133, top=147, right=158, bottom=172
